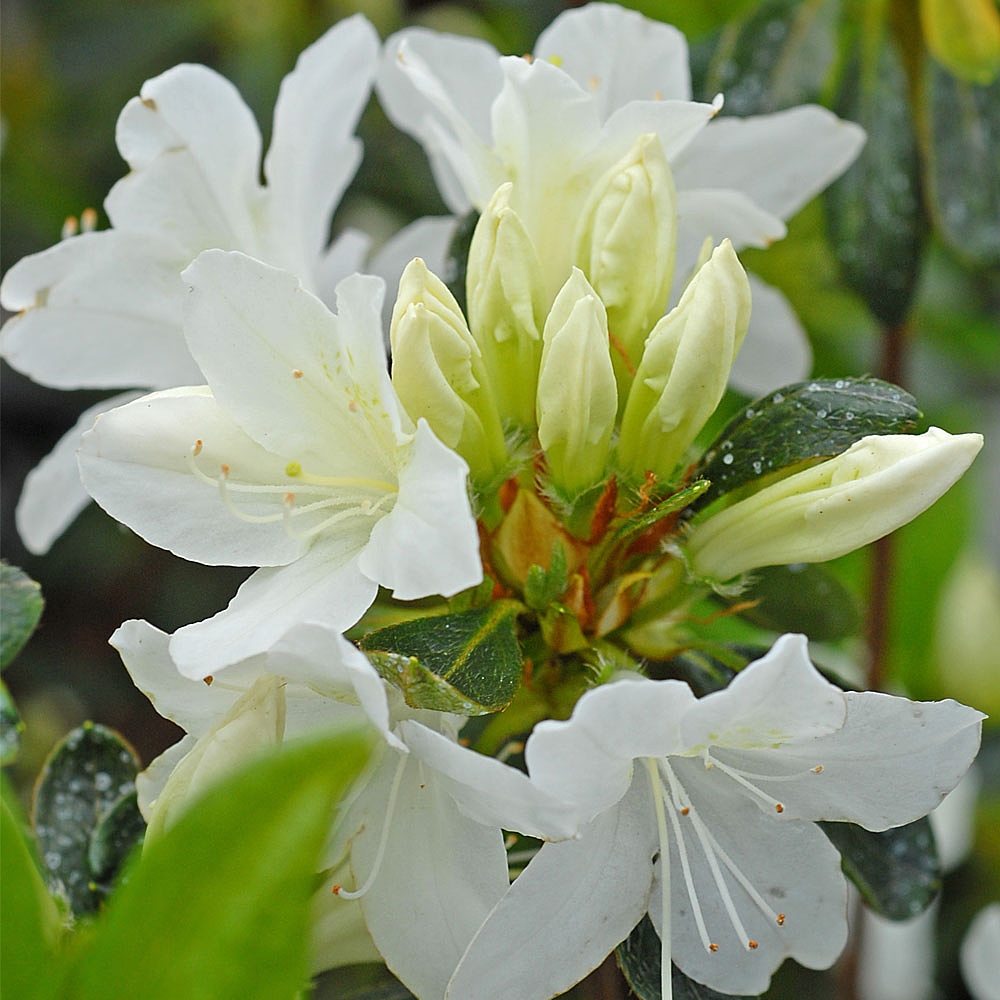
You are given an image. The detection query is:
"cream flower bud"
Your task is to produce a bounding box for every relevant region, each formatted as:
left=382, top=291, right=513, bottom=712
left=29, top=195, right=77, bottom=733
left=573, top=133, right=678, bottom=390
left=617, top=240, right=751, bottom=482
left=466, top=183, right=548, bottom=429
left=145, top=675, right=286, bottom=841
left=390, top=258, right=508, bottom=483
left=536, top=268, right=618, bottom=498
left=686, top=427, right=984, bottom=582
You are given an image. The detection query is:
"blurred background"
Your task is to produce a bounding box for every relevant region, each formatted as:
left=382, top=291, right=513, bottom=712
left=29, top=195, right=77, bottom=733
left=2, top=0, right=998, bottom=997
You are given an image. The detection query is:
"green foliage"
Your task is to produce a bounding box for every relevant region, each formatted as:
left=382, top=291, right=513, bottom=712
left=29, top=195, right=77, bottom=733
left=628, top=0, right=762, bottom=40
left=58, top=728, right=373, bottom=1000
left=616, top=915, right=758, bottom=999
left=444, top=209, right=480, bottom=316
left=0, top=680, right=23, bottom=766
left=360, top=602, right=524, bottom=714
left=609, top=481, right=711, bottom=548
left=0, top=562, right=44, bottom=670
left=524, top=543, right=569, bottom=612
left=821, top=817, right=942, bottom=920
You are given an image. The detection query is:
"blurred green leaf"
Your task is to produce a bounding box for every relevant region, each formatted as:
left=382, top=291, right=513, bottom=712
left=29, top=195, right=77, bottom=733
left=443, top=209, right=478, bottom=316
left=821, top=817, right=941, bottom=919
left=0, top=562, right=44, bottom=670
left=1, top=680, right=24, bottom=765
left=361, top=602, right=524, bottom=714
left=59, top=728, right=373, bottom=1000
left=87, top=791, right=145, bottom=888
left=630, top=0, right=763, bottom=40
left=32, top=723, right=140, bottom=914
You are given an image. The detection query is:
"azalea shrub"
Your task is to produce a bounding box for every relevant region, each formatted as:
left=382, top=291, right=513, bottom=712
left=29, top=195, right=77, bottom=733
left=2, top=3, right=998, bottom=1000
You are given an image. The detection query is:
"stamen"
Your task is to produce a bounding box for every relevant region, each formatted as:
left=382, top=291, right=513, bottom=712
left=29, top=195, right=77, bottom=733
left=495, top=740, right=525, bottom=764
left=333, top=754, right=408, bottom=901
left=62, top=216, right=79, bottom=239
left=80, top=207, right=98, bottom=232
left=702, top=752, right=786, bottom=814
left=203, top=675, right=213, bottom=686
left=292, top=369, right=303, bottom=379
left=645, top=759, right=673, bottom=1000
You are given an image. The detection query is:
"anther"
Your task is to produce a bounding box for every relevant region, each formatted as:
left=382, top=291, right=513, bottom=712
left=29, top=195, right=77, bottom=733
left=348, top=399, right=359, bottom=413
left=80, top=207, right=98, bottom=232
left=812, top=765, right=823, bottom=773
left=709, top=944, right=719, bottom=952
left=284, top=493, right=295, bottom=506
left=680, top=807, right=690, bottom=815
left=748, top=940, right=758, bottom=950
left=588, top=75, right=600, bottom=89
left=203, top=675, right=213, bottom=686
left=292, top=369, right=303, bottom=378
left=775, top=804, right=784, bottom=813
left=220, top=464, right=230, bottom=477
left=62, top=216, right=79, bottom=239
left=776, top=914, right=786, bottom=926
left=653, top=90, right=663, bottom=100
left=193, top=439, right=203, bottom=456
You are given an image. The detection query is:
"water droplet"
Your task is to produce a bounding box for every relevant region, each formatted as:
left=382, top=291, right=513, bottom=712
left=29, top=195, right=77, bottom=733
left=722, top=454, right=734, bottom=466
left=844, top=411, right=854, bottom=420
left=45, top=851, right=62, bottom=870
left=835, top=380, right=846, bottom=389
left=817, top=409, right=828, bottom=419
left=772, top=393, right=784, bottom=403
left=752, top=460, right=763, bottom=475
left=95, top=772, right=112, bottom=792
left=746, top=408, right=756, bottom=418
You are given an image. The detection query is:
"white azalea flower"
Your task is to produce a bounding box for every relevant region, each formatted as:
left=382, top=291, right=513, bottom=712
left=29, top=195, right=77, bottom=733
left=113, top=618, right=578, bottom=999
left=80, top=253, right=482, bottom=677
left=446, top=634, right=984, bottom=1000
left=962, top=904, right=1000, bottom=1000
left=376, top=1, right=865, bottom=395
left=0, top=14, right=379, bottom=553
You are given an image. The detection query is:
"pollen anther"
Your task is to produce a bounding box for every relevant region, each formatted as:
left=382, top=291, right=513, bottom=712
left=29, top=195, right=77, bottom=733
left=776, top=914, right=786, bottom=926
left=748, top=940, right=758, bottom=950
left=203, top=675, right=213, bottom=686
left=192, top=439, right=203, bottom=456
left=292, top=369, right=303, bottom=378
left=775, top=803, right=784, bottom=813
left=709, top=943, right=719, bottom=952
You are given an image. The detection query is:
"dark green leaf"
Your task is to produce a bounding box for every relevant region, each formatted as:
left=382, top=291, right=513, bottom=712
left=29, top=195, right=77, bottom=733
left=0, top=562, right=44, bottom=670
left=87, top=791, right=145, bottom=888
left=32, top=722, right=140, bottom=914
left=821, top=817, right=941, bottom=920
left=825, top=37, right=926, bottom=326
left=1, top=679, right=23, bottom=765
left=360, top=602, right=524, bottom=714
left=693, top=377, right=919, bottom=505
left=727, top=563, right=862, bottom=641
left=616, top=915, right=758, bottom=999
left=312, top=962, right=416, bottom=999
left=1, top=785, right=64, bottom=1000
left=650, top=649, right=739, bottom=694
left=629, top=0, right=762, bottom=39
left=443, top=209, right=479, bottom=315
left=926, top=63, right=1000, bottom=267
left=60, top=729, right=374, bottom=1000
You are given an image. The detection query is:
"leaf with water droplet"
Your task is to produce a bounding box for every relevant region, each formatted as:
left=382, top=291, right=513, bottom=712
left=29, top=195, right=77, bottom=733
left=820, top=817, right=941, bottom=920
left=360, top=602, right=524, bottom=714
left=1, top=562, right=44, bottom=671
left=1, top=680, right=24, bottom=766
left=693, top=377, right=919, bottom=507
left=87, top=791, right=145, bottom=891
left=32, top=723, right=140, bottom=914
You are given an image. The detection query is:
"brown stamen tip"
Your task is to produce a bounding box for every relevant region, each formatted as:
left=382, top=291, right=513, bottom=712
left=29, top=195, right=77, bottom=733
left=748, top=940, right=759, bottom=950
left=220, top=463, right=231, bottom=477
left=680, top=807, right=690, bottom=816
left=331, top=885, right=342, bottom=895
left=193, top=439, right=204, bottom=456
left=812, top=765, right=824, bottom=773
left=775, top=803, right=784, bottom=813
left=203, top=675, right=213, bottom=686
left=292, top=368, right=303, bottom=378
left=709, top=943, right=719, bottom=952
left=777, top=914, right=786, bottom=926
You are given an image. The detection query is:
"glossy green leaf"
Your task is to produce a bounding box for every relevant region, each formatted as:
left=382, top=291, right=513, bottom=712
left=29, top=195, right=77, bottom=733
left=825, top=38, right=926, bottom=326
left=1, top=679, right=23, bottom=765
left=32, top=722, right=140, bottom=914
left=616, top=915, right=758, bottom=999
left=926, top=64, right=1000, bottom=267
left=60, top=729, right=374, bottom=1000
left=728, top=563, right=862, bottom=641
left=821, top=817, right=941, bottom=920
left=0, top=562, right=44, bottom=670
left=1, top=786, right=64, bottom=1000
left=693, top=377, right=919, bottom=506
left=444, top=209, right=479, bottom=316
left=360, top=602, right=524, bottom=714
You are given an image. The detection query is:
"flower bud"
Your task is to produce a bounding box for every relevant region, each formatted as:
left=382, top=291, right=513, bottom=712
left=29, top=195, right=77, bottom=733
left=617, top=240, right=750, bottom=482
left=920, top=0, right=1000, bottom=84
left=536, top=268, right=618, bottom=498
left=390, top=258, right=508, bottom=483
left=573, top=133, right=677, bottom=392
left=466, top=183, right=548, bottom=429
left=144, top=675, right=286, bottom=840
left=686, top=427, right=984, bottom=582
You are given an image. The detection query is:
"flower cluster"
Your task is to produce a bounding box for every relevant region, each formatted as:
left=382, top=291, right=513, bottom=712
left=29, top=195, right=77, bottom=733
left=2, top=5, right=986, bottom=1000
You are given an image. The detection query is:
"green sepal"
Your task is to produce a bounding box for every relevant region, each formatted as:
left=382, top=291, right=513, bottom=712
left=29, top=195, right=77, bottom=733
left=1, top=562, right=44, bottom=670
left=539, top=603, right=590, bottom=655
left=1, top=679, right=24, bottom=765
left=524, top=543, right=569, bottom=612
left=693, top=377, right=920, bottom=507
left=616, top=914, right=758, bottom=999
left=32, top=722, right=141, bottom=914
left=444, top=208, right=479, bottom=315
left=610, top=480, right=710, bottom=548
left=820, top=817, right=941, bottom=920
left=360, top=602, right=524, bottom=714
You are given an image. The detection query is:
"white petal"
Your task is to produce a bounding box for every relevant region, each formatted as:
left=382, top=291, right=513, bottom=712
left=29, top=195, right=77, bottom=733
left=313, top=228, right=372, bottom=311
left=182, top=251, right=398, bottom=480
left=672, top=106, right=866, bottom=221
left=310, top=868, right=380, bottom=974
left=961, top=904, right=1000, bottom=1000
left=397, top=720, right=578, bottom=840
left=601, top=98, right=719, bottom=166
left=359, top=419, right=481, bottom=600
left=78, top=387, right=308, bottom=567
left=263, top=15, right=378, bottom=273
left=729, top=275, right=812, bottom=396
left=535, top=5, right=691, bottom=113
left=135, top=736, right=195, bottom=820
left=653, top=758, right=848, bottom=994
left=168, top=538, right=377, bottom=679
left=680, top=634, right=847, bottom=750
left=108, top=63, right=263, bottom=250
left=676, top=188, right=787, bottom=260
left=0, top=231, right=194, bottom=390
left=350, top=752, right=510, bottom=1000
left=447, top=775, right=657, bottom=1000
left=15, top=391, right=143, bottom=555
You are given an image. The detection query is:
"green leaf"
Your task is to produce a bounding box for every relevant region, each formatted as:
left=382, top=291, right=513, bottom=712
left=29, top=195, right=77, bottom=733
left=32, top=722, right=141, bottom=914
left=693, top=377, right=920, bottom=506
left=87, top=791, right=145, bottom=888
left=60, top=728, right=374, bottom=1000
left=630, top=0, right=762, bottom=39
left=825, top=36, right=926, bottom=326
left=925, top=64, right=1000, bottom=267
left=616, top=915, right=758, bottom=999
left=359, top=602, right=524, bottom=714
left=443, top=209, right=479, bottom=315
left=727, top=563, right=862, bottom=641
left=1, top=679, right=24, bottom=765
left=610, top=480, right=710, bottom=548
left=820, top=817, right=941, bottom=920
left=0, top=562, right=44, bottom=670
left=524, top=543, right=569, bottom=612
left=1, top=783, right=64, bottom=1000
left=311, top=962, right=416, bottom=998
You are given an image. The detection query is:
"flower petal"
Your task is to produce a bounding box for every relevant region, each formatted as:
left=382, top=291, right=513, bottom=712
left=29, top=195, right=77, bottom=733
left=447, top=774, right=657, bottom=1000
left=676, top=187, right=787, bottom=259
left=359, top=419, right=481, bottom=600
left=135, top=736, right=195, bottom=819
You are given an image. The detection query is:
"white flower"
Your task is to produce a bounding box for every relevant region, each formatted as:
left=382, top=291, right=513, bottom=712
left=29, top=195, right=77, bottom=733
left=376, top=2, right=864, bottom=395
left=962, top=904, right=1000, bottom=1000
left=113, top=618, right=578, bottom=999
left=0, top=15, right=379, bottom=553
left=79, top=253, right=482, bottom=677
left=446, top=634, right=984, bottom=999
